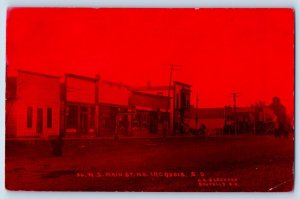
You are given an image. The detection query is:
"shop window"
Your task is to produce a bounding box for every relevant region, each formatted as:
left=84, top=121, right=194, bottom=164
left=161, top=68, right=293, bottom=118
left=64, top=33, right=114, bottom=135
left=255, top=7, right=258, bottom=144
left=90, top=107, right=95, bottom=128
left=67, top=105, right=78, bottom=128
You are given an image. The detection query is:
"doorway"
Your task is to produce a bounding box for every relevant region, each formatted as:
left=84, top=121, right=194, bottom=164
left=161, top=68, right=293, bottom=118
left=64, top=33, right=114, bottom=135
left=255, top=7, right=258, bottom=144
left=79, top=107, right=88, bottom=135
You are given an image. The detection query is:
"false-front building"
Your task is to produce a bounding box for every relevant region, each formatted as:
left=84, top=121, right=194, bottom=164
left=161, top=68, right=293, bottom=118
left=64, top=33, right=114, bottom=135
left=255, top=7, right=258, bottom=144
left=6, top=70, right=60, bottom=138
left=6, top=71, right=192, bottom=138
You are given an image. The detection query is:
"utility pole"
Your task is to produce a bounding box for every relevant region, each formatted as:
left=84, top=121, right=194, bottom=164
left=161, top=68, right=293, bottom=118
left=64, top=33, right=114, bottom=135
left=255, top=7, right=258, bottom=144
left=230, top=92, right=240, bottom=135
left=95, top=74, right=100, bottom=137
left=195, top=93, right=200, bottom=129
left=64, top=74, right=68, bottom=138
left=165, top=64, right=181, bottom=136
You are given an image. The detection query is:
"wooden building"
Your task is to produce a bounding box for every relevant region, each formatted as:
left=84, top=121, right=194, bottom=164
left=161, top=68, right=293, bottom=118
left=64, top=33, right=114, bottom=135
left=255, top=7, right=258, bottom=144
left=188, top=107, right=225, bottom=135
left=62, top=74, right=99, bottom=137
left=6, top=70, right=60, bottom=138
left=132, top=81, right=192, bottom=135
left=6, top=71, right=192, bottom=138
left=129, top=91, right=170, bottom=137
left=98, top=80, right=131, bottom=137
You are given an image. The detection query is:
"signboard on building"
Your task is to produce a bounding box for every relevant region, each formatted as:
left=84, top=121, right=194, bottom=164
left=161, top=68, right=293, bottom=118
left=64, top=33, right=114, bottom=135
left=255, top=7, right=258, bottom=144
left=66, top=74, right=98, bottom=104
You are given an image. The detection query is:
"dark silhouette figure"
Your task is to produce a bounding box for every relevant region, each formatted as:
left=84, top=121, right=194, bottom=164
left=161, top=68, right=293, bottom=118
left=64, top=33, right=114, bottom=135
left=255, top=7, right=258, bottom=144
left=199, top=124, right=206, bottom=136
left=51, top=134, right=64, bottom=157
left=269, top=97, right=288, bottom=138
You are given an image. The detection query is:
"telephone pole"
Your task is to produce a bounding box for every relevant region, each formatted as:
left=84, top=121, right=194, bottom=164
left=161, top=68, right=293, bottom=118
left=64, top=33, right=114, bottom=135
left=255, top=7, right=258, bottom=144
left=230, top=92, right=240, bottom=135
left=165, top=64, right=181, bottom=136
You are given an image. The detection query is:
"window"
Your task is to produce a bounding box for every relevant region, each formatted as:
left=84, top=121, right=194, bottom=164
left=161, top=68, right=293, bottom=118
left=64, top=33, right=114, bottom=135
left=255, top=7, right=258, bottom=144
left=186, top=94, right=190, bottom=108
left=47, top=108, right=52, bottom=128
left=27, top=106, right=33, bottom=128
left=181, top=92, right=186, bottom=109
left=180, top=92, right=191, bottom=109
left=90, top=107, right=95, bottom=128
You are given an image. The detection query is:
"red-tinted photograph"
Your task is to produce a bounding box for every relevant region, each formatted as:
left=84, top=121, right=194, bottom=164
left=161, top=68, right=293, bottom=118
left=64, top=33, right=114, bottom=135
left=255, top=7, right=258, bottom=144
left=5, top=8, right=294, bottom=191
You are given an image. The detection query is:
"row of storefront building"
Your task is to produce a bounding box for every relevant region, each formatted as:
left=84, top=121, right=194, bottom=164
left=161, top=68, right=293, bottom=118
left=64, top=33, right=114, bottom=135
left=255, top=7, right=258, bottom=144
left=6, top=70, right=277, bottom=139
left=6, top=70, right=192, bottom=138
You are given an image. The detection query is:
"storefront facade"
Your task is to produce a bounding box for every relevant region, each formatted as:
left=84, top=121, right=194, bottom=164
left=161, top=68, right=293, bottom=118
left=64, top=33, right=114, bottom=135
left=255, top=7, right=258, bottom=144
left=129, top=91, right=170, bottom=137
left=6, top=70, right=61, bottom=138
left=63, top=74, right=99, bottom=137
left=6, top=71, right=192, bottom=139
left=99, top=104, right=129, bottom=137
left=98, top=80, right=130, bottom=137
left=173, top=82, right=192, bottom=134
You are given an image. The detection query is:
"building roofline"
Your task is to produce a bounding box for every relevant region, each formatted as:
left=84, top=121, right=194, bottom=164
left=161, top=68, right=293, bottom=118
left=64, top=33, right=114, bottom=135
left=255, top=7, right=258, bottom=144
left=18, top=70, right=61, bottom=79
left=132, top=85, right=174, bottom=91
left=174, top=81, right=191, bottom=87
left=65, top=73, right=99, bottom=82
left=101, top=79, right=131, bottom=89
left=132, top=81, right=191, bottom=91
left=131, top=91, right=171, bottom=99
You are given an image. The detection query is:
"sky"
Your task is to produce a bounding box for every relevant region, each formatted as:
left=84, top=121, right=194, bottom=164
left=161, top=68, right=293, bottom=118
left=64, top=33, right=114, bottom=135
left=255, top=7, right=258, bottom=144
left=6, top=8, right=294, bottom=114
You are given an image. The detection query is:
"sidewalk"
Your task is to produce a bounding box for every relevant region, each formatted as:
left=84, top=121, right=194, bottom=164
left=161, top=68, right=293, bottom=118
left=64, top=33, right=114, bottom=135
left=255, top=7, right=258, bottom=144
left=5, top=132, right=281, bottom=141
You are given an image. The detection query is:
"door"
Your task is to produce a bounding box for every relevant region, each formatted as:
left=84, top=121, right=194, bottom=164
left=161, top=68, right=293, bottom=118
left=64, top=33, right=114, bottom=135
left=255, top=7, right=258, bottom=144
left=79, top=107, right=88, bottom=135
left=37, top=108, right=43, bottom=134
left=149, top=112, right=158, bottom=134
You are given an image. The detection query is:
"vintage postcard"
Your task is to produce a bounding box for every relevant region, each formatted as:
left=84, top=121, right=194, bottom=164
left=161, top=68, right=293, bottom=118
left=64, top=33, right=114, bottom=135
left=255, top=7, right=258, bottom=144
left=5, top=8, right=294, bottom=191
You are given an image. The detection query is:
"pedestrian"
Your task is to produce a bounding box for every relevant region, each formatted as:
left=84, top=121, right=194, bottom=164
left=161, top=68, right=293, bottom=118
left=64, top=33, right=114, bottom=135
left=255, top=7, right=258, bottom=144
left=51, top=134, right=64, bottom=157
